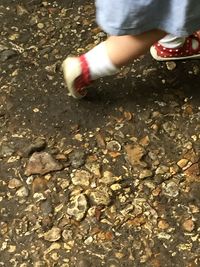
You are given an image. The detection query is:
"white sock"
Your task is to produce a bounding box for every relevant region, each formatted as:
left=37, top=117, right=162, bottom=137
left=159, top=34, right=198, bottom=50
left=159, top=34, right=186, bottom=48
left=84, top=42, right=118, bottom=80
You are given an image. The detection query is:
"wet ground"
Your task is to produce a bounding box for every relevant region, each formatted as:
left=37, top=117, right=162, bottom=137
left=0, top=1, right=200, bottom=267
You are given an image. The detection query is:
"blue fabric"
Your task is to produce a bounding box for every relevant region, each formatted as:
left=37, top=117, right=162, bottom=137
left=95, top=0, right=200, bottom=36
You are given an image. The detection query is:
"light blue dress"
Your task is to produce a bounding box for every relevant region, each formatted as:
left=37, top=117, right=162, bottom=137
left=95, top=0, right=200, bottom=37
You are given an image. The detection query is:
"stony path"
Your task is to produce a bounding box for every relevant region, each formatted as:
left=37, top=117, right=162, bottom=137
left=0, top=1, right=200, bottom=267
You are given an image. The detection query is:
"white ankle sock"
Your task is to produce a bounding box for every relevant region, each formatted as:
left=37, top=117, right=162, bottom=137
left=159, top=34, right=198, bottom=49
left=159, top=34, right=186, bottom=48
left=84, top=42, right=118, bottom=80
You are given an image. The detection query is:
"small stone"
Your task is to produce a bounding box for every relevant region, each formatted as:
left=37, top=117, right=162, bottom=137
left=15, top=186, right=29, bottom=198
left=95, top=132, right=106, bottom=148
left=77, top=259, right=92, bottom=267
left=67, top=194, right=88, bottom=221
left=69, top=150, right=85, bottom=168
left=166, top=61, right=176, bottom=71
left=162, top=180, right=179, bottom=197
left=139, top=169, right=153, bottom=179
left=125, top=144, right=146, bottom=166
left=16, top=5, right=28, bottom=16
left=85, top=162, right=101, bottom=177
left=106, top=140, right=121, bottom=152
left=8, top=178, right=22, bottom=189
left=184, top=163, right=200, bottom=182
left=177, top=159, right=189, bottom=169
left=84, top=236, right=93, bottom=245
left=40, top=198, right=53, bottom=215
left=32, top=177, right=48, bottom=193
left=25, top=152, right=63, bottom=176
left=23, top=137, right=46, bottom=157
left=110, top=183, right=121, bottom=191
left=37, top=23, right=44, bottom=29
left=90, top=186, right=112, bottom=206
left=155, top=165, right=169, bottom=175
left=44, top=227, right=61, bottom=242
left=100, top=171, right=119, bottom=185
left=0, top=50, right=17, bottom=62
left=0, top=143, right=15, bottom=158
left=182, top=219, right=195, bottom=232
left=71, top=170, right=91, bottom=187
left=158, top=219, right=169, bottom=230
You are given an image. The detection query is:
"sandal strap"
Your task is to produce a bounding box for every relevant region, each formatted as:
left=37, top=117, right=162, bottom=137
left=75, top=55, right=91, bottom=94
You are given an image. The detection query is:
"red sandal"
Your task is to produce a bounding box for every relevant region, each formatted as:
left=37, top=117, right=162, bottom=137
left=150, top=33, right=200, bottom=61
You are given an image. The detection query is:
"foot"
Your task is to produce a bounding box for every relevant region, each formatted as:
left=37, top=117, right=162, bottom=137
left=150, top=33, right=200, bottom=61
left=62, top=55, right=91, bottom=99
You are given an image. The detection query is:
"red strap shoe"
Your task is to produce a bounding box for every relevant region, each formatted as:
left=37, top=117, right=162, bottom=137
left=150, top=33, right=200, bottom=61
left=62, top=55, right=91, bottom=99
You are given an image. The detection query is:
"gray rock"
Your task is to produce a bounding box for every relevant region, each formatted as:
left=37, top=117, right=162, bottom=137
left=0, top=143, right=14, bottom=158
left=40, top=198, right=53, bottom=215
left=67, top=194, right=88, bottom=221
left=69, top=150, right=85, bottom=168
left=0, top=50, right=17, bottom=62
left=23, top=137, right=46, bottom=157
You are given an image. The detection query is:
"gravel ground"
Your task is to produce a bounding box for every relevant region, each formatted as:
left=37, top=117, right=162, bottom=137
left=0, top=1, right=200, bottom=267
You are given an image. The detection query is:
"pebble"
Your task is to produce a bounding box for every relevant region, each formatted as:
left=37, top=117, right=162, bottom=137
left=90, top=186, right=112, bottom=206
left=67, top=194, right=88, bottom=221
left=155, top=165, right=169, bottom=175
left=71, top=170, right=91, bottom=187
left=16, top=5, right=29, bottom=16
left=139, top=169, right=153, bottom=179
left=110, top=183, right=121, bottom=191
left=106, top=140, right=121, bottom=152
left=100, top=171, right=119, bottom=185
left=0, top=143, right=15, bottom=158
left=44, top=227, right=61, bottom=242
left=125, top=144, right=146, bottom=166
left=166, top=61, right=176, bottom=71
left=177, top=159, right=189, bottom=169
left=158, top=219, right=169, bottom=230
left=32, top=177, right=48, bottom=193
left=25, top=152, right=63, bottom=176
left=69, top=150, right=85, bottom=168
left=0, top=50, right=17, bottom=62
left=40, top=198, right=53, bottom=215
left=162, top=180, right=179, bottom=198
left=182, top=219, right=195, bottom=232
left=37, top=23, right=44, bottom=29
left=15, top=186, right=29, bottom=198
left=77, top=259, right=92, bottom=267
left=23, top=137, right=46, bottom=157
left=8, top=178, right=22, bottom=189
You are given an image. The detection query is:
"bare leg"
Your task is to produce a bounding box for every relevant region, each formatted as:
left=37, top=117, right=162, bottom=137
left=105, top=29, right=166, bottom=67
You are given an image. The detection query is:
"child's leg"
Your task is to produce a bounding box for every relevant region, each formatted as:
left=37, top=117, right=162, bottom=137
left=105, top=30, right=166, bottom=67
left=150, top=32, right=200, bottom=61
left=62, top=29, right=166, bottom=99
